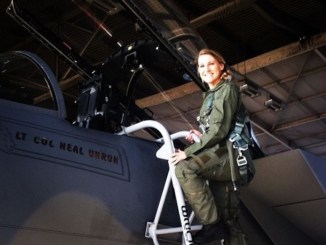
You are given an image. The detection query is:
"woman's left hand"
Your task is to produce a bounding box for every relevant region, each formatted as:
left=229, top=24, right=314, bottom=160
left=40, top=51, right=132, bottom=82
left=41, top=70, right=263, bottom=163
left=169, top=150, right=187, bottom=165
left=186, top=129, right=202, bottom=143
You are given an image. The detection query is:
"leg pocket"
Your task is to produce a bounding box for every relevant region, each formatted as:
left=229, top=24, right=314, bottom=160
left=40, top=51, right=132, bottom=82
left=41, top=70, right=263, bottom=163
left=199, top=153, right=229, bottom=180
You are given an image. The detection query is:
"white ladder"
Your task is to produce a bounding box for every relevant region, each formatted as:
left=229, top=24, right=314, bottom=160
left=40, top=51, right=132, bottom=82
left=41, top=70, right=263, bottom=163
left=118, top=120, right=201, bottom=245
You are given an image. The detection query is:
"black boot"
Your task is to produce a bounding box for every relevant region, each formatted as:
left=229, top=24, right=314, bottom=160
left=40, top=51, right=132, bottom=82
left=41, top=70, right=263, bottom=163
left=193, top=220, right=229, bottom=244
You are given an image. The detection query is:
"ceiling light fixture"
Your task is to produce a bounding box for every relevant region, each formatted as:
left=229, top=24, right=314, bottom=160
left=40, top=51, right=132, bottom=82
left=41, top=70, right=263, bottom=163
left=264, top=97, right=284, bottom=111
left=240, top=83, right=261, bottom=98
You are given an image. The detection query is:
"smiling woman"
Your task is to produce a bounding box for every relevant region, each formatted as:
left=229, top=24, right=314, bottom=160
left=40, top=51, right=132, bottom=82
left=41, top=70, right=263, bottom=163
left=197, top=49, right=227, bottom=89
left=1, top=0, right=326, bottom=244
left=170, top=48, right=254, bottom=245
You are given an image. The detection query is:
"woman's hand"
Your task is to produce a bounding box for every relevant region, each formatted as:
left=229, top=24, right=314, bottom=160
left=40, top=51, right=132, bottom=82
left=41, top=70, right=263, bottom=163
left=169, top=150, right=187, bottom=165
left=185, top=129, right=203, bottom=143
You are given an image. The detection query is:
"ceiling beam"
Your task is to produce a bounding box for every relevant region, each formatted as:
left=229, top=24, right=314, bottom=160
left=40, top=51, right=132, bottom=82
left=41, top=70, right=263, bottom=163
left=136, top=31, right=326, bottom=108
left=252, top=0, right=315, bottom=38
left=273, top=112, right=326, bottom=132
left=136, top=81, right=201, bottom=108
left=250, top=120, right=293, bottom=150
left=190, top=0, right=256, bottom=28
left=253, top=111, right=326, bottom=137
left=251, top=90, right=326, bottom=118
left=234, top=31, right=326, bottom=74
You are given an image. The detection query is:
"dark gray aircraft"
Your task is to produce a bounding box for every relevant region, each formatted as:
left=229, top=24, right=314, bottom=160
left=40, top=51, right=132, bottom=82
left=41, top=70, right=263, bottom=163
left=1, top=1, right=325, bottom=245
left=0, top=1, right=208, bottom=245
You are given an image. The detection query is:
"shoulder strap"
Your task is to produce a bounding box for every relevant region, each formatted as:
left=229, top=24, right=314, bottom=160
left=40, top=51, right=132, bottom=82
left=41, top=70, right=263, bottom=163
left=205, top=92, right=215, bottom=115
left=229, top=94, right=252, bottom=149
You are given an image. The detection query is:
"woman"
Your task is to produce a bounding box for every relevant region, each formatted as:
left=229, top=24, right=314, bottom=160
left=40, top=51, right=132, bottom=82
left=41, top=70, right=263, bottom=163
left=170, top=48, right=246, bottom=244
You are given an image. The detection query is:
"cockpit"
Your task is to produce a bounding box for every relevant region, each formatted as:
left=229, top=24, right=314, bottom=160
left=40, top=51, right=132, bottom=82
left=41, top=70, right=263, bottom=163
left=3, top=0, right=208, bottom=139
left=0, top=52, right=57, bottom=109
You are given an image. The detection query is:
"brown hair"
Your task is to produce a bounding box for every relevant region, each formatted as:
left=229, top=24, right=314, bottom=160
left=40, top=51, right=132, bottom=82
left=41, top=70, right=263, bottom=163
left=196, top=48, right=232, bottom=80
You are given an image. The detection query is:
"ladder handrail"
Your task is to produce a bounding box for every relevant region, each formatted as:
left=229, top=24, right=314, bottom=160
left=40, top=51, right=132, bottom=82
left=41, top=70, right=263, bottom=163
left=155, top=130, right=200, bottom=144
left=117, top=120, right=198, bottom=245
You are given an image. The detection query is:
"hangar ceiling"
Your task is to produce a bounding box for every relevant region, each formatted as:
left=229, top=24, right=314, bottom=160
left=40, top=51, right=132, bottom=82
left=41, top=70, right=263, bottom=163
left=0, top=0, right=326, bottom=158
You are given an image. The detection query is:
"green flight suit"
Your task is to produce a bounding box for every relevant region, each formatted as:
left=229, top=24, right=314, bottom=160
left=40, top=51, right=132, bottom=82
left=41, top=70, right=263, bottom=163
left=175, top=78, right=245, bottom=242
